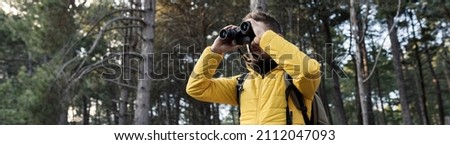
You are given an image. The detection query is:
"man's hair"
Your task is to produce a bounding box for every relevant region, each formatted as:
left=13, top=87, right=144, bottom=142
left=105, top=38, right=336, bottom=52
left=243, top=12, right=282, bottom=34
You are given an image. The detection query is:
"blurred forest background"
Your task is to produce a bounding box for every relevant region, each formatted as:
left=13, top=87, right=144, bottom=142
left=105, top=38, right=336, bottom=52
left=0, top=0, right=449, bottom=125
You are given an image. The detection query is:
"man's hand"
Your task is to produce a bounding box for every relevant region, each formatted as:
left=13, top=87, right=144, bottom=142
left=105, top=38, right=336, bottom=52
left=210, top=25, right=242, bottom=55
left=245, top=19, right=270, bottom=45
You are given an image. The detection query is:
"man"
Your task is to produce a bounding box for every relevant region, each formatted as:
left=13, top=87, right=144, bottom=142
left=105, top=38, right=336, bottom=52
left=186, top=12, right=321, bottom=125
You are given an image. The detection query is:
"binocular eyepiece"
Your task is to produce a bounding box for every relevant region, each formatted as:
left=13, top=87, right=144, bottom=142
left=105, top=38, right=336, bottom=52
left=219, top=21, right=255, bottom=45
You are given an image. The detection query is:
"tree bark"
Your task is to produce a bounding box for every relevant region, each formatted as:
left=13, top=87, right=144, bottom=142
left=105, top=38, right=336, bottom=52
left=414, top=40, right=429, bottom=125
left=134, top=0, right=155, bottom=125
left=443, top=42, right=450, bottom=92
left=321, top=12, right=347, bottom=125
left=443, top=61, right=450, bottom=96
left=214, top=103, right=221, bottom=125
left=231, top=106, right=237, bottom=125
left=119, top=17, right=130, bottom=126
left=83, top=95, right=90, bottom=125
left=424, top=45, right=445, bottom=124
left=319, top=76, right=333, bottom=124
left=174, top=90, right=181, bottom=125
left=417, top=16, right=446, bottom=124
left=361, top=44, right=374, bottom=125
left=375, top=68, right=386, bottom=125
left=119, top=86, right=129, bottom=125
left=352, top=54, right=363, bottom=125
left=350, top=0, right=369, bottom=125
left=165, top=93, right=170, bottom=125
left=386, top=15, right=413, bottom=125
left=58, top=91, right=70, bottom=125
left=412, top=66, right=424, bottom=125
left=250, top=0, right=267, bottom=12
left=408, top=12, right=429, bottom=125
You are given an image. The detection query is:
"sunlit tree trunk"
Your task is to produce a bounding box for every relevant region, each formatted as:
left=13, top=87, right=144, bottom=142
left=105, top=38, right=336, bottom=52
left=350, top=0, right=369, bottom=125
left=134, top=0, right=155, bottom=125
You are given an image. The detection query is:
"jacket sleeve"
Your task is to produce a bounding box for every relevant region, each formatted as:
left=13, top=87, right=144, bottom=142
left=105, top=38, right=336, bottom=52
left=259, top=30, right=321, bottom=101
left=185, top=47, right=239, bottom=105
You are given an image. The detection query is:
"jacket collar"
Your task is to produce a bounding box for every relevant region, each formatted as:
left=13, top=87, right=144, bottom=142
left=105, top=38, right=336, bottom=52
left=246, top=59, right=281, bottom=76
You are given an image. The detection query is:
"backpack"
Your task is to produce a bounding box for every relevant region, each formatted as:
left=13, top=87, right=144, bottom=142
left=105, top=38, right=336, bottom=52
left=236, top=72, right=330, bottom=125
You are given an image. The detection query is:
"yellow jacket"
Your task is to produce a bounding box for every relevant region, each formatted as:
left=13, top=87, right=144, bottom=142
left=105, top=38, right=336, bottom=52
left=186, top=30, right=321, bottom=125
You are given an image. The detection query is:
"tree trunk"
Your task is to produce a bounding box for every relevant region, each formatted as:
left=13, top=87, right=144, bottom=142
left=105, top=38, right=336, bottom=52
left=424, top=46, right=445, bottom=124
left=165, top=93, right=170, bottom=125
left=350, top=0, right=369, bottom=125
left=409, top=64, right=423, bottom=125
left=95, top=98, right=100, bottom=124
left=408, top=12, right=429, bottom=125
left=362, top=45, right=374, bottom=125
left=119, top=87, right=129, bottom=125
left=231, top=106, right=237, bottom=125
left=119, top=34, right=129, bottom=125
left=375, top=69, right=386, bottom=125
left=134, top=0, right=155, bottom=125
left=111, top=96, right=119, bottom=125
left=386, top=15, right=413, bottom=125
left=119, top=0, right=138, bottom=124
left=352, top=55, right=363, bottom=125
left=320, top=12, right=347, bottom=125
left=58, top=92, right=69, bottom=125
left=202, top=103, right=211, bottom=125
left=214, top=103, right=221, bottom=125
left=250, top=0, right=266, bottom=12
left=174, top=90, right=181, bottom=125
left=319, top=76, right=333, bottom=124
left=443, top=61, right=450, bottom=95
left=443, top=38, right=450, bottom=92
left=417, top=16, right=445, bottom=124
left=83, top=95, right=90, bottom=125
left=414, top=42, right=429, bottom=125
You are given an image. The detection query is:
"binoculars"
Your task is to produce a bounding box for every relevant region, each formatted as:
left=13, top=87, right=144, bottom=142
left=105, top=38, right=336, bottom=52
left=219, top=21, right=255, bottom=45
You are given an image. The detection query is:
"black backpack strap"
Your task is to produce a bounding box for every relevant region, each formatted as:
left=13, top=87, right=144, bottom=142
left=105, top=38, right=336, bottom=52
left=284, top=72, right=312, bottom=125
left=236, top=73, right=248, bottom=120
left=285, top=89, right=293, bottom=125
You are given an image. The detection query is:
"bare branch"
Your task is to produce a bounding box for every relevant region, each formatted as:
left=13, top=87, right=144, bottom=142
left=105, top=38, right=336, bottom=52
left=63, top=9, right=145, bottom=57
left=87, top=17, right=144, bottom=55
left=61, top=17, right=143, bottom=80
left=363, top=0, right=402, bottom=83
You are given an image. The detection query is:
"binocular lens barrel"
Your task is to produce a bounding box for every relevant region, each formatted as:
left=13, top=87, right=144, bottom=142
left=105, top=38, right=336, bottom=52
left=219, top=29, right=239, bottom=40
left=218, top=21, right=254, bottom=45
left=240, top=21, right=251, bottom=34
left=219, top=29, right=229, bottom=39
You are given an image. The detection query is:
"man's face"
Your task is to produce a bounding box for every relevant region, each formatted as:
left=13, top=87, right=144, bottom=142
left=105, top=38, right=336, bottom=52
left=249, top=41, right=270, bottom=61
left=244, top=19, right=271, bottom=63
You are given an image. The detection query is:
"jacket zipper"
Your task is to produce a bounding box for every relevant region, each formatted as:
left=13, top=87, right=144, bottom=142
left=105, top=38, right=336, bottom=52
left=253, top=67, right=281, bottom=124
left=255, top=69, right=281, bottom=124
